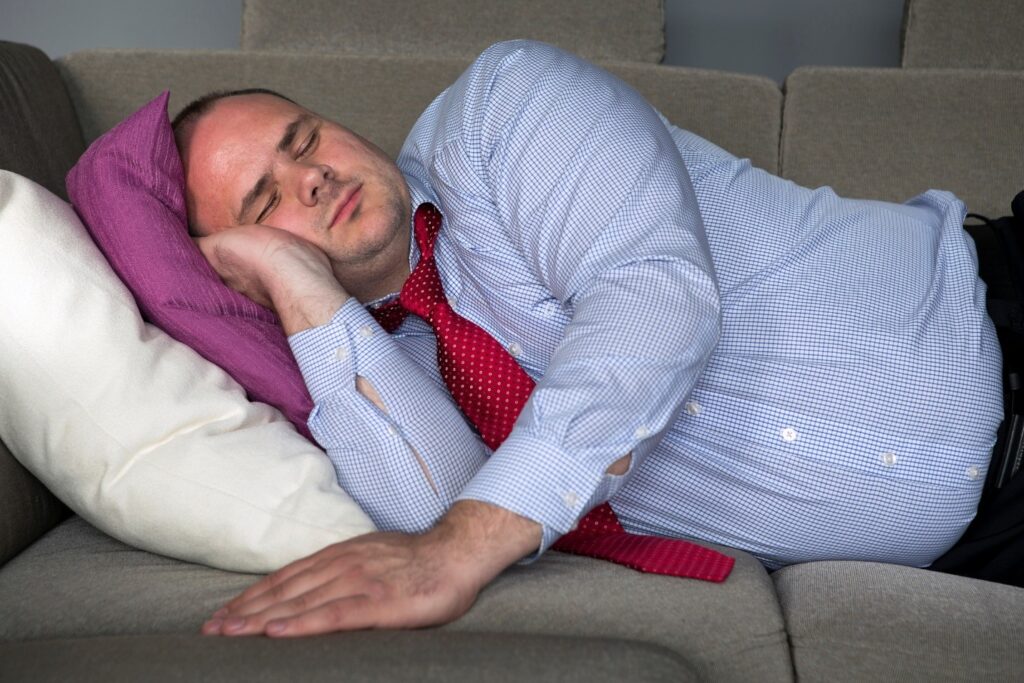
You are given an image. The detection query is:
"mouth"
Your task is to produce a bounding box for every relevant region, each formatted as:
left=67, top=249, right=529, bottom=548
left=330, top=184, right=363, bottom=229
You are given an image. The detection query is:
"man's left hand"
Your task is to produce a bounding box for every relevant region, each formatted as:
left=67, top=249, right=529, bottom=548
left=201, top=500, right=542, bottom=636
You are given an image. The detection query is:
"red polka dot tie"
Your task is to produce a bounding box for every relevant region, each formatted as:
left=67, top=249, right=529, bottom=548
left=371, top=203, right=734, bottom=582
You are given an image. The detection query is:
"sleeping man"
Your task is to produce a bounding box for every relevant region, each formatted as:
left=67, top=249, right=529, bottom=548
left=172, top=40, right=1004, bottom=637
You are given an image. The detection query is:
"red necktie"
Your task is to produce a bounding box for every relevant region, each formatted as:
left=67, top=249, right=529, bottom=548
left=371, top=203, right=733, bottom=582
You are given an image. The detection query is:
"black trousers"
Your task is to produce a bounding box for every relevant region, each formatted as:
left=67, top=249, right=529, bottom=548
left=930, top=451, right=1024, bottom=587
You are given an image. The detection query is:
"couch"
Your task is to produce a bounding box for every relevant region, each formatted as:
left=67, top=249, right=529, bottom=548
left=2, top=1, right=1023, bottom=680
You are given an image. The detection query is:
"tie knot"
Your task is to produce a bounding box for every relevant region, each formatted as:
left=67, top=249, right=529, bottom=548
left=414, top=202, right=443, bottom=259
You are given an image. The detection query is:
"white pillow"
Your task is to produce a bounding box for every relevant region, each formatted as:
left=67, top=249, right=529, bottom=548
left=0, top=171, right=375, bottom=572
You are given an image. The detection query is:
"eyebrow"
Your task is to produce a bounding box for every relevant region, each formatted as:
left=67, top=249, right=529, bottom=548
left=235, top=113, right=314, bottom=224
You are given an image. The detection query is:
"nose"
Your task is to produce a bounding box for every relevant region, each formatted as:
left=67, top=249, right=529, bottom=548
left=297, top=163, right=334, bottom=207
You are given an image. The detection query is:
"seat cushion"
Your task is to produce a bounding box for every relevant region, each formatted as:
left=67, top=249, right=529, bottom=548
left=0, top=633, right=695, bottom=683
left=0, top=516, right=793, bottom=681
left=774, top=560, right=1024, bottom=681
left=240, top=0, right=665, bottom=64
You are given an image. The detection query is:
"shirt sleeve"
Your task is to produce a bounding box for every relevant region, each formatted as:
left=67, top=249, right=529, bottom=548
left=288, top=297, right=488, bottom=533
left=446, top=41, right=722, bottom=555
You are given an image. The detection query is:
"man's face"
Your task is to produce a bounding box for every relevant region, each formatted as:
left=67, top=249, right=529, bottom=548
left=181, top=93, right=411, bottom=279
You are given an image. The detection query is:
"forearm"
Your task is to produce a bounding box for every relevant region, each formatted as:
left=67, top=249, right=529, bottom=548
left=429, top=500, right=542, bottom=582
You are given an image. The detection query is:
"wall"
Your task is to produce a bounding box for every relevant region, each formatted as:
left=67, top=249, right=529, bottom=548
left=0, top=0, right=904, bottom=82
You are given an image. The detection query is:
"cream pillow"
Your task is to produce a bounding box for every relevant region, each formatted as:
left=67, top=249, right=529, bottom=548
left=0, top=171, right=375, bottom=572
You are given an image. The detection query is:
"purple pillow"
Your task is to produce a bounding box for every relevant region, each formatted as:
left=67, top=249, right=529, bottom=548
left=66, top=91, right=314, bottom=440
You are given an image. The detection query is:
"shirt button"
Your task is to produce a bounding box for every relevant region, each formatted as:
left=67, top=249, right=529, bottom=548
left=387, top=425, right=398, bottom=436
left=966, top=465, right=980, bottom=480
left=881, top=451, right=898, bottom=467
left=780, top=427, right=798, bottom=442
left=562, top=491, right=579, bottom=508
left=334, top=346, right=349, bottom=361
left=447, top=296, right=458, bottom=309
left=357, top=325, right=374, bottom=338
left=685, top=401, right=702, bottom=416
left=508, top=342, right=522, bottom=357
left=634, top=425, right=650, bottom=438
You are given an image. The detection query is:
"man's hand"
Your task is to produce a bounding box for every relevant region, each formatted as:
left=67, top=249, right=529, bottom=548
left=196, top=225, right=350, bottom=335
left=201, top=500, right=542, bottom=637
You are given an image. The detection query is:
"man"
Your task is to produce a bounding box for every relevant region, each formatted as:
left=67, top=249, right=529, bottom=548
left=176, top=41, right=1003, bottom=637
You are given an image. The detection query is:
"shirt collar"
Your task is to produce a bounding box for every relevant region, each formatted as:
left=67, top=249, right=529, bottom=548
left=364, top=174, right=440, bottom=310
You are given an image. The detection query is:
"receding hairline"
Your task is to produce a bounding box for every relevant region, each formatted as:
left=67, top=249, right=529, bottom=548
left=171, top=88, right=300, bottom=235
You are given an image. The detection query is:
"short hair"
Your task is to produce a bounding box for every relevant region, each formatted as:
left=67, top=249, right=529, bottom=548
left=171, top=87, right=297, bottom=150
left=171, top=88, right=297, bottom=236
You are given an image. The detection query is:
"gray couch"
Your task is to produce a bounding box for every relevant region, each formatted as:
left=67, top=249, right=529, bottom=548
left=2, top=1, right=1023, bottom=680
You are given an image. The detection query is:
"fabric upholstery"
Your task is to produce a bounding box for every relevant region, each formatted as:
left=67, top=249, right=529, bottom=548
left=0, top=41, right=85, bottom=200
left=0, top=170, right=374, bottom=575
left=66, top=91, right=314, bottom=440
left=0, top=516, right=793, bottom=682
left=902, top=0, right=1024, bottom=69
left=56, top=50, right=781, bottom=173
left=240, top=0, right=665, bottom=64
left=781, top=67, right=1024, bottom=218
left=0, top=439, right=66, bottom=567
left=774, top=561, right=1024, bottom=681
left=0, top=633, right=695, bottom=682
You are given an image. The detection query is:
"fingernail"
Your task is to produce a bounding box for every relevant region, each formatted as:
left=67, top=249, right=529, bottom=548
left=266, top=621, right=287, bottom=635
left=212, top=608, right=228, bottom=619
left=223, top=617, right=246, bottom=633
left=202, top=618, right=223, bottom=635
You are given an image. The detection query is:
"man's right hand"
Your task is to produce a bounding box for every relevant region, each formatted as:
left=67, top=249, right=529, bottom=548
left=196, top=225, right=350, bottom=335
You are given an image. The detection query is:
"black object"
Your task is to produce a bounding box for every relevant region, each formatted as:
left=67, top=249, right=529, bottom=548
left=963, top=190, right=1024, bottom=492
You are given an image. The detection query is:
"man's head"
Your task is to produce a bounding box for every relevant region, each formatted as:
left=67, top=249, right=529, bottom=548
left=173, top=89, right=411, bottom=294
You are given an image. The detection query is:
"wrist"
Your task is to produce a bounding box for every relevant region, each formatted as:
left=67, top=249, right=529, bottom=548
left=266, top=251, right=351, bottom=335
left=427, top=500, right=542, bottom=583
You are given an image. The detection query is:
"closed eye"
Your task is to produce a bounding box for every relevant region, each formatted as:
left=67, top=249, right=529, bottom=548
left=255, top=190, right=279, bottom=224
left=298, top=127, right=320, bottom=157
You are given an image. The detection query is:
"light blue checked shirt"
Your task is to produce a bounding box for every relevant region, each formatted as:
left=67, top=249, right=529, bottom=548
left=289, top=40, right=1003, bottom=569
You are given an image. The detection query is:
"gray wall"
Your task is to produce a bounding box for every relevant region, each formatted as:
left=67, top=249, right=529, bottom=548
left=0, top=0, right=903, bottom=82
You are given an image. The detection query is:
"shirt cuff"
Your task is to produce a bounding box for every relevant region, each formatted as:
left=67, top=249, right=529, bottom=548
left=455, top=431, right=621, bottom=557
left=287, top=297, right=396, bottom=403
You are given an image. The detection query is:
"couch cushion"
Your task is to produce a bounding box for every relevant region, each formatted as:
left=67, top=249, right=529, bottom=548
left=0, top=633, right=695, bottom=683
left=0, top=439, right=66, bottom=567
left=240, top=0, right=665, bottom=64
left=0, top=41, right=85, bottom=200
left=781, top=67, right=1024, bottom=218
left=774, top=560, right=1024, bottom=681
left=0, top=516, right=793, bottom=682
left=902, top=0, right=1024, bottom=69
left=58, top=50, right=781, bottom=174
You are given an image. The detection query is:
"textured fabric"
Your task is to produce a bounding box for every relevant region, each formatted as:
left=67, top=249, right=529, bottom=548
left=0, top=170, right=374, bottom=573
left=290, top=40, right=1002, bottom=570
left=55, top=50, right=780, bottom=171
left=0, top=438, right=66, bottom=567
left=0, top=516, right=793, bottom=681
left=774, top=560, right=1024, bottom=681
left=781, top=67, right=1024, bottom=219
left=66, top=91, right=315, bottom=439
left=373, top=203, right=733, bottom=581
left=0, top=41, right=85, bottom=200
left=0, top=633, right=696, bottom=683
left=902, top=0, right=1024, bottom=69
left=241, top=0, right=665, bottom=63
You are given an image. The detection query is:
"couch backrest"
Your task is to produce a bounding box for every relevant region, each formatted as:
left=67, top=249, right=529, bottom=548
left=57, top=50, right=782, bottom=173
left=0, top=41, right=85, bottom=200
left=781, top=67, right=1024, bottom=218
left=902, top=0, right=1024, bottom=69
left=240, top=0, right=665, bottom=64
left=0, top=41, right=77, bottom=566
